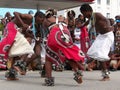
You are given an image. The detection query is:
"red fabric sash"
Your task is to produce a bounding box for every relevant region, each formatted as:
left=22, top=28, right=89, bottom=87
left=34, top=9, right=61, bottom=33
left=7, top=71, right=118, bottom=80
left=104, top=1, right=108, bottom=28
left=80, top=26, right=90, bottom=54
left=0, top=22, right=17, bottom=59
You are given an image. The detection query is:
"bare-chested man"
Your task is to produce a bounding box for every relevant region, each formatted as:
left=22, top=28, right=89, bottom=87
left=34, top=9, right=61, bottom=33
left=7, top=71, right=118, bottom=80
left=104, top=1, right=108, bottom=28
left=12, top=11, right=45, bottom=75
left=1, top=12, right=34, bottom=80
left=4, top=11, right=45, bottom=80
left=80, top=4, right=114, bottom=81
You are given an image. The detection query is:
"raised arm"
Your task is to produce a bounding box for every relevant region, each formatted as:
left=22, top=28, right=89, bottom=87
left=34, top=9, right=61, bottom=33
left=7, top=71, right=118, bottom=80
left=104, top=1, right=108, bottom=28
left=13, top=12, right=33, bottom=31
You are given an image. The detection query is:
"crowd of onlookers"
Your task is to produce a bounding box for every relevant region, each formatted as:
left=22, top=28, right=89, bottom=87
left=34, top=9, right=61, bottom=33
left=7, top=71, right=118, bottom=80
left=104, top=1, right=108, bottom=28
left=0, top=9, right=120, bottom=72
left=61, top=10, right=120, bottom=72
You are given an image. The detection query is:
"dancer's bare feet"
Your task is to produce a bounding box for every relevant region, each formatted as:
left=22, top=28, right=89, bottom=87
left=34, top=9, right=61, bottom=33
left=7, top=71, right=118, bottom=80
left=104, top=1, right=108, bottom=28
left=14, top=66, right=26, bottom=75
left=7, top=77, right=19, bottom=80
left=100, top=77, right=110, bottom=81
left=74, top=75, right=83, bottom=84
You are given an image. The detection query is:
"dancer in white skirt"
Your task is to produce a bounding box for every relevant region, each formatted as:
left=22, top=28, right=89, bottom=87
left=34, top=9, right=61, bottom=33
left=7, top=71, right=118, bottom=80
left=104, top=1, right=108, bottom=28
left=2, top=12, right=34, bottom=80
left=80, top=4, right=114, bottom=81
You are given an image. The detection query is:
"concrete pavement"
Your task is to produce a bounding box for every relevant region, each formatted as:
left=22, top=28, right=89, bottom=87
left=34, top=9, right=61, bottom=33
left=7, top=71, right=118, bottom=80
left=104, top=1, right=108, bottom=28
left=0, top=70, right=120, bottom=90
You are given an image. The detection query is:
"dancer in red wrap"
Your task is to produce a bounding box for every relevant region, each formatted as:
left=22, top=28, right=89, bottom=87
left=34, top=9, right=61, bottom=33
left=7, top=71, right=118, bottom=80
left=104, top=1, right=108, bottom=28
left=43, top=9, right=85, bottom=86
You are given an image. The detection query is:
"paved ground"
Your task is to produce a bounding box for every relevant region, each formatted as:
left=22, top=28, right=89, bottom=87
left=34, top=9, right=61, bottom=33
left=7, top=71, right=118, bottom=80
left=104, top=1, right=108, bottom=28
left=0, top=70, right=120, bottom=90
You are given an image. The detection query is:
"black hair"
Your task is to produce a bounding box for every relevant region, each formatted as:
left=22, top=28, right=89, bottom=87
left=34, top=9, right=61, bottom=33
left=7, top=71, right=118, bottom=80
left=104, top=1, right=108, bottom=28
left=34, top=11, right=45, bottom=18
left=78, top=14, right=86, bottom=22
left=115, top=15, right=120, bottom=20
left=28, top=10, right=34, bottom=14
left=80, top=4, right=93, bottom=12
left=75, top=18, right=84, bottom=24
left=67, top=10, right=76, bottom=18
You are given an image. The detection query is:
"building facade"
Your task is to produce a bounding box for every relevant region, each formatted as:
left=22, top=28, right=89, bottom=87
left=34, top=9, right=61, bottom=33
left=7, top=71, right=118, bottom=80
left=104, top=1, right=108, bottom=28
left=58, top=0, right=120, bottom=19
left=91, top=0, right=120, bottom=18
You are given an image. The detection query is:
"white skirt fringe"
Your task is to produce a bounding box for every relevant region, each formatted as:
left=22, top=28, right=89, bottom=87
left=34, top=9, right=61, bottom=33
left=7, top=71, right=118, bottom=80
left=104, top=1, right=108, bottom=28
left=9, top=31, right=34, bottom=57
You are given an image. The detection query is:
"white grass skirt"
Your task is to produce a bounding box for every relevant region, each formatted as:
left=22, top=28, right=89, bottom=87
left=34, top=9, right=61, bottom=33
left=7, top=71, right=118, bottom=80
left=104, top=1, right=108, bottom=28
left=8, top=31, right=34, bottom=57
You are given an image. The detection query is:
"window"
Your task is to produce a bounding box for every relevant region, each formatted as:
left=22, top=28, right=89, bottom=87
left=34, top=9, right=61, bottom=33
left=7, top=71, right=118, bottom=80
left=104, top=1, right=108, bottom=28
left=106, top=13, right=110, bottom=18
left=97, top=0, right=101, bottom=4
left=106, top=0, right=110, bottom=5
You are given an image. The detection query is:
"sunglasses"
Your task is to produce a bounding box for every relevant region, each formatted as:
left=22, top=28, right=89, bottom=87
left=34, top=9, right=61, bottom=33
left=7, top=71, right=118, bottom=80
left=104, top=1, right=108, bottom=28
left=116, top=19, right=120, bottom=23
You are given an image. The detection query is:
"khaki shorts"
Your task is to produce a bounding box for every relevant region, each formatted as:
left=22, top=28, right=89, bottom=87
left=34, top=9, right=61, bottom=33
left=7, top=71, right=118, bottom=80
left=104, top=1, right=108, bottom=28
left=110, top=60, right=117, bottom=66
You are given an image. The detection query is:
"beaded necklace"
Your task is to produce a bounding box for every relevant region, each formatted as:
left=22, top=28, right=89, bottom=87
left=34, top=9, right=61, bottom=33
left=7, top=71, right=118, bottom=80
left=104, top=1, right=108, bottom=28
left=89, top=13, right=96, bottom=45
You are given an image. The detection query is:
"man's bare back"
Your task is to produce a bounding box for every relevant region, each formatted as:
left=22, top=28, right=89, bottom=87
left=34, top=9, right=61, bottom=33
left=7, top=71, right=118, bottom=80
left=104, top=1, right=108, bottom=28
left=95, top=13, right=113, bottom=34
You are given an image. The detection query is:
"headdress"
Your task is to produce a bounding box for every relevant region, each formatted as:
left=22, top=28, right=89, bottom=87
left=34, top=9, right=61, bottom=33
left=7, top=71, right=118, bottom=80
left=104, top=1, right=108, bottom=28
left=45, top=9, right=57, bottom=18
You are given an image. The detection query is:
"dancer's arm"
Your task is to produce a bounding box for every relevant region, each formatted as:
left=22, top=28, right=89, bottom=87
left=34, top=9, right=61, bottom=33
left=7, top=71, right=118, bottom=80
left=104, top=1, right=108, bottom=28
left=13, top=12, right=32, bottom=30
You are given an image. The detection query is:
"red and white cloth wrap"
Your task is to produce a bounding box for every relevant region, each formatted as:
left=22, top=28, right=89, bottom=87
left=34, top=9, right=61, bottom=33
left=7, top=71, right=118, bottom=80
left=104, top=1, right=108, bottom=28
left=0, top=54, right=7, bottom=69
left=46, top=24, right=85, bottom=66
left=0, top=22, right=17, bottom=69
left=0, top=22, right=34, bottom=69
left=0, top=22, right=17, bottom=59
